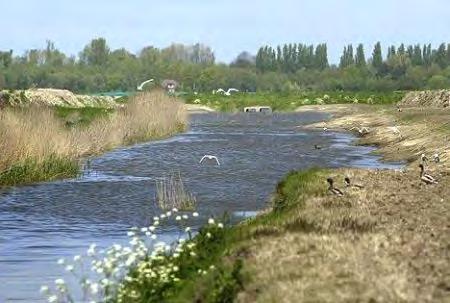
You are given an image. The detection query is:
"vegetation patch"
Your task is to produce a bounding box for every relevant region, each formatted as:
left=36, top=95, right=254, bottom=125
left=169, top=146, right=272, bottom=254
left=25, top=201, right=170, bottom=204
left=185, top=91, right=405, bottom=112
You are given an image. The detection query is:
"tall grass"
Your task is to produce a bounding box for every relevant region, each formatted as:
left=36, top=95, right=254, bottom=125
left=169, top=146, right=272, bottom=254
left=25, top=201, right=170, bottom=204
left=155, top=172, right=197, bottom=211
left=0, top=91, right=186, bottom=186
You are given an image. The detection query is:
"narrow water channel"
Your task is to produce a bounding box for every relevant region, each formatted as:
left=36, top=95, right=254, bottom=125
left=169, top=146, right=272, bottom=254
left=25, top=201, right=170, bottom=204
left=0, top=112, right=401, bottom=302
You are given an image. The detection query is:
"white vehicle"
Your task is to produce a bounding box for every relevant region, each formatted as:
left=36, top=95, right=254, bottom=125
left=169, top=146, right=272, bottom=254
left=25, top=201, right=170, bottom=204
left=243, top=106, right=272, bottom=113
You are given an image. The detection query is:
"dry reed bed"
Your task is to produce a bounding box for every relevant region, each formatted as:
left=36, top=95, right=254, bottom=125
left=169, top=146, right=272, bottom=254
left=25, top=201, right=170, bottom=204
left=0, top=91, right=186, bottom=184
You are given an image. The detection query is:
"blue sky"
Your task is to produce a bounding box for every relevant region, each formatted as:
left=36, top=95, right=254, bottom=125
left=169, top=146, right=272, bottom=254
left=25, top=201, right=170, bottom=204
left=1, top=0, right=450, bottom=63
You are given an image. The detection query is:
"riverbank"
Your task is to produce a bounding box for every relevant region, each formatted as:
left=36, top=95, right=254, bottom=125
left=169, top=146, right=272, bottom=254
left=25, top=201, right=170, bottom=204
left=117, top=104, right=450, bottom=302
left=0, top=91, right=186, bottom=186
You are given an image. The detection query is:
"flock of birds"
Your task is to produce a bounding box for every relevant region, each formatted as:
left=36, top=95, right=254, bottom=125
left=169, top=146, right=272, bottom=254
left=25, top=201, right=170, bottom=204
left=327, top=152, right=441, bottom=197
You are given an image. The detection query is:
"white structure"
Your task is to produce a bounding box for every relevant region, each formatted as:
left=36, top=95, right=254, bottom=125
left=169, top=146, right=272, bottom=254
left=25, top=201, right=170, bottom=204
left=214, top=88, right=239, bottom=96
left=199, top=155, right=220, bottom=166
left=137, top=79, right=154, bottom=91
left=243, top=106, right=272, bottom=113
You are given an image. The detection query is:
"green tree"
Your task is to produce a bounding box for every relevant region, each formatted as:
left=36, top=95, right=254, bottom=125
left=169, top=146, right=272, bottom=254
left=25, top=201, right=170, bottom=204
left=372, top=42, right=383, bottom=72
left=355, top=44, right=366, bottom=68
left=80, top=38, right=110, bottom=66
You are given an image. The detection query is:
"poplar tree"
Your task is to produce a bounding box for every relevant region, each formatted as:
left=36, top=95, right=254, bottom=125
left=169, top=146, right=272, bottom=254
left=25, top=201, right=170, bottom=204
left=372, top=42, right=383, bottom=71
left=355, top=44, right=366, bottom=67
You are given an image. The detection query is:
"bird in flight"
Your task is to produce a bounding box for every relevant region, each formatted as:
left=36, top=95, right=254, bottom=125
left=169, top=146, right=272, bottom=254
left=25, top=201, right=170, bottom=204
left=199, top=155, right=221, bottom=166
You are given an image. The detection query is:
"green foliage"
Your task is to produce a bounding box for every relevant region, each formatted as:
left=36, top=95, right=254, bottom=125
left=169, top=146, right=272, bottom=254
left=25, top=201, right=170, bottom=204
left=0, top=155, right=79, bottom=186
left=2, top=39, right=450, bottom=94
left=54, top=106, right=114, bottom=127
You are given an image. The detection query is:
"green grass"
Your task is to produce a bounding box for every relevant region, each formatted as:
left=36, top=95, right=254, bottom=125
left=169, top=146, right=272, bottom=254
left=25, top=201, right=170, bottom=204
left=185, top=91, right=405, bottom=112
left=54, top=106, right=114, bottom=127
left=0, top=155, right=79, bottom=186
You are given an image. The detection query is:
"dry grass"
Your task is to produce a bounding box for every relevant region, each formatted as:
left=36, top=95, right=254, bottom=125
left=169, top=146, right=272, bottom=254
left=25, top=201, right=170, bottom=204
left=234, top=166, right=450, bottom=303
left=155, top=172, right=197, bottom=211
left=0, top=91, right=186, bottom=185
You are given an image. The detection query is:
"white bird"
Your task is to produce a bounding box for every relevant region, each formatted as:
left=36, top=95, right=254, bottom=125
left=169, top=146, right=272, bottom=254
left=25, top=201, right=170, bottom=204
left=419, top=164, right=438, bottom=184
left=137, top=79, right=154, bottom=91
left=323, top=127, right=328, bottom=132
left=433, top=153, right=440, bottom=163
left=225, top=88, right=239, bottom=96
left=350, top=126, right=370, bottom=135
left=199, top=155, right=220, bottom=166
left=215, top=88, right=226, bottom=95
left=387, top=126, right=401, bottom=136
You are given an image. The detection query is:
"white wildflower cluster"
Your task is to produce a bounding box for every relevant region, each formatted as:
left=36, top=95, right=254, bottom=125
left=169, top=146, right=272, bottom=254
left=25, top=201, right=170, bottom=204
left=40, top=210, right=225, bottom=303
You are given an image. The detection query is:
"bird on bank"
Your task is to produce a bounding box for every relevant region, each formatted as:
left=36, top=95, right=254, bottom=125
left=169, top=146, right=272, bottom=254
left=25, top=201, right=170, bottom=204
left=350, top=126, right=370, bottom=135
left=433, top=153, right=440, bottom=163
left=327, top=178, right=344, bottom=196
left=323, top=127, right=328, bottom=132
left=419, top=164, right=438, bottom=184
left=344, top=177, right=364, bottom=189
left=199, top=155, right=221, bottom=166
left=421, top=153, right=429, bottom=165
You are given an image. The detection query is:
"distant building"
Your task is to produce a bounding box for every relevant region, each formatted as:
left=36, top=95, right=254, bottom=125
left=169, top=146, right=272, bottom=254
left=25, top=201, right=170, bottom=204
left=161, top=79, right=179, bottom=94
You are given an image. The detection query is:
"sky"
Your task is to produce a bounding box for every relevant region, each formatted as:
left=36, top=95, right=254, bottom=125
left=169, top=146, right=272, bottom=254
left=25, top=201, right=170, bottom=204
left=1, top=0, right=450, bottom=63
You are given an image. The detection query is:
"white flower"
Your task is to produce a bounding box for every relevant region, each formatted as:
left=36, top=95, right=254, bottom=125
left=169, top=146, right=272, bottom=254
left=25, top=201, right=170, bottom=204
left=73, top=255, right=81, bottom=262
left=145, top=231, right=151, bottom=236
left=175, top=216, right=181, bottom=221
left=190, top=251, right=196, bottom=257
left=210, top=265, right=216, bottom=270
left=166, top=211, right=172, bottom=217
left=153, top=221, right=160, bottom=226
left=65, top=265, right=74, bottom=272
left=160, top=214, right=166, bottom=219
left=173, top=265, right=179, bottom=272
left=48, top=295, right=58, bottom=303
left=55, top=278, right=65, bottom=286
left=172, top=208, right=178, bottom=212
left=173, top=253, right=180, bottom=258
left=182, top=214, right=189, bottom=219
left=39, top=285, right=49, bottom=294
left=217, top=223, right=224, bottom=228
left=57, top=258, right=65, bottom=265
left=149, top=226, right=156, bottom=232
left=151, top=234, right=157, bottom=240
left=127, top=231, right=135, bottom=237
left=208, top=218, right=215, bottom=225
left=153, top=216, right=159, bottom=221
left=206, top=232, right=212, bottom=238
left=185, top=227, right=191, bottom=232
left=140, top=227, right=148, bottom=232
left=90, top=283, right=99, bottom=294
left=192, top=212, right=199, bottom=217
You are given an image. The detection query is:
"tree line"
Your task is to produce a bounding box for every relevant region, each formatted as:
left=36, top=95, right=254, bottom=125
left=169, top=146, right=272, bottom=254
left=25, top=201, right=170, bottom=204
left=1, top=38, right=450, bottom=93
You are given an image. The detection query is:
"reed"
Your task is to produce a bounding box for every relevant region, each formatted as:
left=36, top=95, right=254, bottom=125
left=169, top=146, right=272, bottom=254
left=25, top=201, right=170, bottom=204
left=0, top=91, right=187, bottom=185
left=155, top=172, right=197, bottom=211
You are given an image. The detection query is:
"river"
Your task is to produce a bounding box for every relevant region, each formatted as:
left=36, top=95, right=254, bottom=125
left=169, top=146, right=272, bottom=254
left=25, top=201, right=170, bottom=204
left=0, top=112, right=401, bottom=302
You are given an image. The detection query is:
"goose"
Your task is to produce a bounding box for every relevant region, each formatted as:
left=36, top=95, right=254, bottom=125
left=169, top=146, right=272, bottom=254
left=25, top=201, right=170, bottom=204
left=419, top=164, right=438, bottom=184
left=344, top=177, right=364, bottom=189
left=433, top=153, right=440, bottom=163
left=314, top=144, right=322, bottom=150
left=350, top=126, right=370, bottom=135
left=137, top=79, right=154, bottom=91
left=199, top=155, right=220, bottom=166
left=327, top=178, right=344, bottom=196
left=421, top=153, right=428, bottom=165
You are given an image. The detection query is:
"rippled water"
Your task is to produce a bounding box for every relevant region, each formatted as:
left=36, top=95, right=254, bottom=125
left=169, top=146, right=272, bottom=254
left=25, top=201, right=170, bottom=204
left=0, top=112, right=402, bottom=302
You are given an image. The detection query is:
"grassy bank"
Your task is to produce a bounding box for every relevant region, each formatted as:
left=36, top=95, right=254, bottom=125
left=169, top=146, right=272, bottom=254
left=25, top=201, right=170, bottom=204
left=111, top=104, right=450, bottom=302
left=184, top=91, right=405, bottom=112
left=0, top=91, right=186, bottom=186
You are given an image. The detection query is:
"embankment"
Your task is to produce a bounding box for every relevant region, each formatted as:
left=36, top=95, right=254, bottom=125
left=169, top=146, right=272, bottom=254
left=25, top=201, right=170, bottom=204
left=0, top=91, right=187, bottom=186
left=0, top=88, right=121, bottom=108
